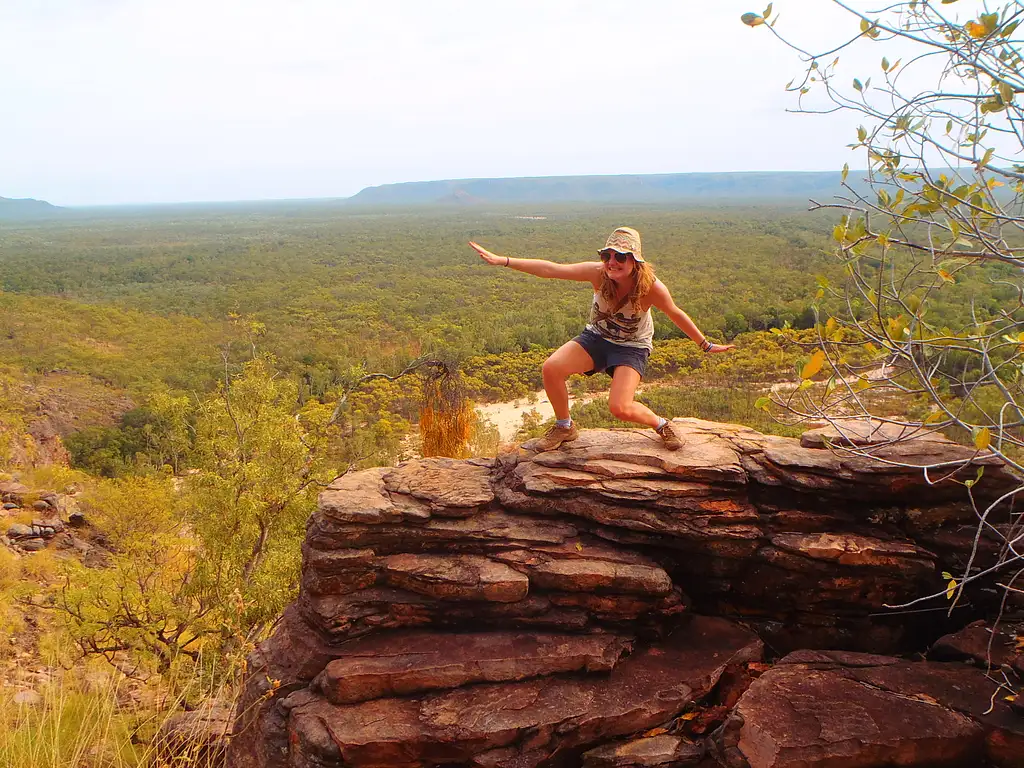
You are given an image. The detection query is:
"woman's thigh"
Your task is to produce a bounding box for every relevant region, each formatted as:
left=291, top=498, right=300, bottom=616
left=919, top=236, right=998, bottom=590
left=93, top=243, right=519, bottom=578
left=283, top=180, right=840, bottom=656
left=544, top=340, right=596, bottom=377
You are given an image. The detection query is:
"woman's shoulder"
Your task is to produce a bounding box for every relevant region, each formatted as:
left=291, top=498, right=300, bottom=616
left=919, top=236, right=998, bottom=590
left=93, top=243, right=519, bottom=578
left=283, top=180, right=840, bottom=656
left=639, top=278, right=667, bottom=311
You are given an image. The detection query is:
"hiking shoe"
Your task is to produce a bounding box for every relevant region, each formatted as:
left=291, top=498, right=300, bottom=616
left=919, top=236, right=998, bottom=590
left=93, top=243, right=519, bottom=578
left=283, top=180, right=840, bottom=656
left=656, top=421, right=683, bottom=451
left=535, top=423, right=580, bottom=451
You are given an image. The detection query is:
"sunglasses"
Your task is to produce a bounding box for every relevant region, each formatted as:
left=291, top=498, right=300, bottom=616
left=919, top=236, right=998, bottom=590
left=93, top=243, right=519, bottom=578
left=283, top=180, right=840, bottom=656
left=600, top=250, right=632, bottom=264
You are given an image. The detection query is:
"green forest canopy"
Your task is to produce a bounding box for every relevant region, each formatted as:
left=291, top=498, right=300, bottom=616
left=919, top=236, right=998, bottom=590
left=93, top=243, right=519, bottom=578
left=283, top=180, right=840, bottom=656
left=0, top=201, right=1013, bottom=472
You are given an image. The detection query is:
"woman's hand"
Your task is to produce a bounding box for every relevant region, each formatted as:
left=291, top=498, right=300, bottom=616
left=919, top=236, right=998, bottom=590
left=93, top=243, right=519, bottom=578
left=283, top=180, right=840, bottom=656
left=707, top=343, right=735, bottom=354
left=469, top=241, right=506, bottom=266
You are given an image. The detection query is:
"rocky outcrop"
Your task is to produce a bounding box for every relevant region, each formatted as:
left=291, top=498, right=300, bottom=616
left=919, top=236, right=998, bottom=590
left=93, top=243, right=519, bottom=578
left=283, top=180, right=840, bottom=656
left=713, top=649, right=1023, bottom=768
left=229, top=419, right=1020, bottom=768
left=284, top=618, right=759, bottom=768
left=0, top=480, right=88, bottom=554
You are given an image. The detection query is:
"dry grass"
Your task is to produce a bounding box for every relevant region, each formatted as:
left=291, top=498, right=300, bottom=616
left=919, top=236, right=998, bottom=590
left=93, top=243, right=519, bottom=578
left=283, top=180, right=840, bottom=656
left=0, top=669, right=236, bottom=768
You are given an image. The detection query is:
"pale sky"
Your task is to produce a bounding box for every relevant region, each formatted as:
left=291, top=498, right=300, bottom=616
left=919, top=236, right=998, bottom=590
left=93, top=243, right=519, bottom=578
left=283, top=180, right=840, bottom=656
left=0, top=1, right=954, bottom=205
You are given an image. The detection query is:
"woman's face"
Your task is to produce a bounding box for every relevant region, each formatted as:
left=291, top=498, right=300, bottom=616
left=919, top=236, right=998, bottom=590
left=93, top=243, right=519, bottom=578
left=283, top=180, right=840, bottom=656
left=601, top=250, right=635, bottom=281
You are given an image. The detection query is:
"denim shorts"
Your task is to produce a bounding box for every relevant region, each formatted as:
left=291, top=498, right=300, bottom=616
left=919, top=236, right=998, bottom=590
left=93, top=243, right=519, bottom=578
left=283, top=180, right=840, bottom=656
left=572, top=328, right=651, bottom=378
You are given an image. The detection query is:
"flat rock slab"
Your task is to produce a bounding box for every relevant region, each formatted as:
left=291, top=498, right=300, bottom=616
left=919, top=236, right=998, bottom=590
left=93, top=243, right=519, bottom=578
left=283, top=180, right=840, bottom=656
left=799, top=419, right=953, bottom=448
left=382, top=554, right=529, bottom=602
left=318, top=468, right=417, bottom=525
left=384, top=457, right=495, bottom=513
left=308, top=509, right=579, bottom=553
left=716, top=649, right=1024, bottom=768
left=518, top=425, right=747, bottom=486
left=303, top=584, right=685, bottom=642
left=528, top=559, right=672, bottom=596
left=312, top=630, right=632, bottom=704
left=768, top=532, right=933, bottom=571
left=582, top=734, right=704, bottom=767
left=286, top=616, right=762, bottom=768
left=930, top=619, right=1023, bottom=670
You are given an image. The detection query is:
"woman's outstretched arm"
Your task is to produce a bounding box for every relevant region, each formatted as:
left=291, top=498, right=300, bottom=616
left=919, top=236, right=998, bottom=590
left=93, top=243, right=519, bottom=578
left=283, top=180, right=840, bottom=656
left=647, top=280, right=735, bottom=353
left=469, top=241, right=600, bottom=282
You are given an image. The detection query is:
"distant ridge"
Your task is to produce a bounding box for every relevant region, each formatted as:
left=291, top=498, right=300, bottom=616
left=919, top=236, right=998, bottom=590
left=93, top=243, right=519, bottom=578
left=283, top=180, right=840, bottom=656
left=348, top=171, right=860, bottom=206
left=0, top=196, right=62, bottom=220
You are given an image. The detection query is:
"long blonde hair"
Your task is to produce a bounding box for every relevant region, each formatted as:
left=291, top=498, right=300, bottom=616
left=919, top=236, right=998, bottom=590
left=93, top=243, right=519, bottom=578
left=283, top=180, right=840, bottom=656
left=599, top=259, right=656, bottom=311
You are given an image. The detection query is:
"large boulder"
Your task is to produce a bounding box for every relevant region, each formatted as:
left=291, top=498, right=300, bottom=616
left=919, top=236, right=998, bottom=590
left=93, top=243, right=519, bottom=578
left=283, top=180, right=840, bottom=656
left=712, top=649, right=1024, bottom=768
left=228, top=421, right=1015, bottom=768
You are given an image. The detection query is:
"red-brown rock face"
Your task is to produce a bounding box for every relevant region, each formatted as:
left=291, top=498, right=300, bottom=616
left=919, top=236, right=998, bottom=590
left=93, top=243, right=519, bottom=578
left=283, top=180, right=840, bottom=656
left=713, top=650, right=1023, bottom=768
left=228, top=421, right=1017, bottom=768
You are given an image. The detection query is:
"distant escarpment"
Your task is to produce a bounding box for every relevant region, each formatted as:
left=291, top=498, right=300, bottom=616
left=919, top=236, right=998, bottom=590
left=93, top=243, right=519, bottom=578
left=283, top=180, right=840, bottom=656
left=0, top=195, right=61, bottom=220
left=346, top=171, right=868, bottom=207
left=229, top=419, right=1023, bottom=768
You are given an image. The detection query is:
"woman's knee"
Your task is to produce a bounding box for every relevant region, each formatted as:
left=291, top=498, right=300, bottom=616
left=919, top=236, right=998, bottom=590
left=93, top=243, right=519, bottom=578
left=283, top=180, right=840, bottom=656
left=608, top=399, right=632, bottom=420
left=542, top=356, right=567, bottom=380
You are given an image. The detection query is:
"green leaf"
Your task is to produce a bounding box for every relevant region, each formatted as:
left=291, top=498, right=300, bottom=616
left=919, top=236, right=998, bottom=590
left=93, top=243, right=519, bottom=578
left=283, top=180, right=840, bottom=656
left=798, top=378, right=814, bottom=391
left=841, top=163, right=849, bottom=183
left=857, top=125, right=867, bottom=142
left=754, top=396, right=772, bottom=411
left=741, top=12, right=765, bottom=26
left=853, top=78, right=863, bottom=91
left=980, top=147, right=995, bottom=167
left=881, top=56, right=890, bottom=71
left=762, top=3, right=773, bottom=19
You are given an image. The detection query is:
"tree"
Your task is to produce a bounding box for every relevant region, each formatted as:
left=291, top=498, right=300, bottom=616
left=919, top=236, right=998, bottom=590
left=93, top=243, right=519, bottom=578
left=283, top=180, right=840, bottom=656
left=746, top=2, right=1024, bottom=622
left=57, top=352, right=475, bottom=680
left=59, top=475, right=203, bottom=674
left=60, top=357, right=341, bottom=679
left=185, top=356, right=337, bottom=643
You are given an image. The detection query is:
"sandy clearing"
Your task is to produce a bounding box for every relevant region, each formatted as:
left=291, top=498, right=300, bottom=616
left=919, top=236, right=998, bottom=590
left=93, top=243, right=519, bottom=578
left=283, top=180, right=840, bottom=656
left=476, top=390, right=602, bottom=442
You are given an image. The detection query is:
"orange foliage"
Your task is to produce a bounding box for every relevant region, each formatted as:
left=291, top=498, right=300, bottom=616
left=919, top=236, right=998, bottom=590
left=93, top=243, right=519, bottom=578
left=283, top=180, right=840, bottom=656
left=419, top=402, right=474, bottom=458
left=419, top=366, right=473, bottom=458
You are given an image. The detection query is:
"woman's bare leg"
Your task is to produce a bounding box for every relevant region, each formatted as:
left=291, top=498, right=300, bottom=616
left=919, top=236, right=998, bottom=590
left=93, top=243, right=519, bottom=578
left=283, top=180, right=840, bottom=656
left=542, top=341, right=595, bottom=420
left=607, top=366, right=661, bottom=427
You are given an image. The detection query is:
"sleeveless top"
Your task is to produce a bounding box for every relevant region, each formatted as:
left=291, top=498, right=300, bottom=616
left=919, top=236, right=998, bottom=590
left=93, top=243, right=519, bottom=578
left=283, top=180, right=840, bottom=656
left=585, top=290, right=655, bottom=351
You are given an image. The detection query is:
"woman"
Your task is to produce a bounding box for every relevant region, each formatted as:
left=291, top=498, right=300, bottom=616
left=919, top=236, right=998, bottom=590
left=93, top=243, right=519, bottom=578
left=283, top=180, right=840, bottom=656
left=469, top=226, right=734, bottom=452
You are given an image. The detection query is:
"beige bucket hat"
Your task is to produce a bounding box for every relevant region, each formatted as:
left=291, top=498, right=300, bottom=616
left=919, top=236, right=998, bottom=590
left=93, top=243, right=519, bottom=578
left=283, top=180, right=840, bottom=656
left=600, top=226, right=644, bottom=262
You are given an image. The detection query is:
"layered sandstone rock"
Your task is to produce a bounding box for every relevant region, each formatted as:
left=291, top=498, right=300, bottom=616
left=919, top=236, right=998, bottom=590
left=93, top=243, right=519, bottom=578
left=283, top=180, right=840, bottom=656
left=713, top=650, right=1024, bottom=768
left=229, top=420, right=1018, bottom=768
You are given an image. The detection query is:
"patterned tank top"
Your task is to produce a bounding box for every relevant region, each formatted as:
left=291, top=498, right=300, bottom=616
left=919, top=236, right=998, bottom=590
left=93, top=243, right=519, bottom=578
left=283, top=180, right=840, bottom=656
left=585, top=290, right=655, bottom=351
